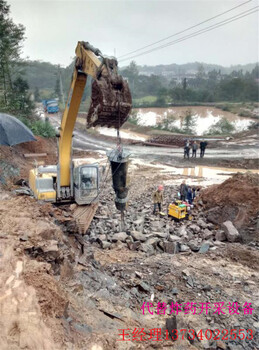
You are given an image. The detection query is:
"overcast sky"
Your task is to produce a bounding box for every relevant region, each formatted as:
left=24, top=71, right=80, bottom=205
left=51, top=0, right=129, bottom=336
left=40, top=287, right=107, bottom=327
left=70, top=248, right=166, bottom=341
left=8, top=0, right=259, bottom=68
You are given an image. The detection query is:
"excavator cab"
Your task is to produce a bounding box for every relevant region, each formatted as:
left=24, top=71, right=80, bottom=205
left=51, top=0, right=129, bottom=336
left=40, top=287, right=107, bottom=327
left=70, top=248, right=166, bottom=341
left=73, top=164, right=99, bottom=205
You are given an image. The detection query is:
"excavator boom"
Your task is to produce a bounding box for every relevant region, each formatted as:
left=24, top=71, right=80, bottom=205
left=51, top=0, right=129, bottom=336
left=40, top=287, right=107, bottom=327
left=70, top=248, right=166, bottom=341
left=58, top=41, right=132, bottom=195
left=29, top=41, right=132, bottom=234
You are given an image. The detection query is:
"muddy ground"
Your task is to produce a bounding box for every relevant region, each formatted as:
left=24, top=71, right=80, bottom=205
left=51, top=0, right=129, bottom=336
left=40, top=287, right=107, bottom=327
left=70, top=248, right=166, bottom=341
left=0, top=133, right=259, bottom=350
left=0, top=110, right=259, bottom=350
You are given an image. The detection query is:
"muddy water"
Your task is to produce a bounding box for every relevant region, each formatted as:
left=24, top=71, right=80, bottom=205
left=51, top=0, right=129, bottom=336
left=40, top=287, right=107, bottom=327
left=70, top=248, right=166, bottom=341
left=167, top=165, right=259, bottom=186
left=131, top=159, right=258, bottom=186
left=135, top=106, right=254, bottom=135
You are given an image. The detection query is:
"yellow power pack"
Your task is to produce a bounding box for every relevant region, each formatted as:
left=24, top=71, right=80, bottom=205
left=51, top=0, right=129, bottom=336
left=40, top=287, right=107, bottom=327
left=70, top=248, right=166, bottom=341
left=168, top=203, right=187, bottom=220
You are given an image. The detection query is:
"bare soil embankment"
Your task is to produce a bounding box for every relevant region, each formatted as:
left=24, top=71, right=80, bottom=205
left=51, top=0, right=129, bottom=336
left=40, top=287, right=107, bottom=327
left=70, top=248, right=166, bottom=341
left=200, top=173, right=259, bottom=242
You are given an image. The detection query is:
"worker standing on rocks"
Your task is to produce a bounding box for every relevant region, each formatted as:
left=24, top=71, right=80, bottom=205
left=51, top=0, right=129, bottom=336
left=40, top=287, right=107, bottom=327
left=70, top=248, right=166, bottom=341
left=192, top=141, right=198, bottom=158
left=187, top=186, right=193, bottom=204
left=200, top=139, right=208, bottom=158
left=152, top=185, right=164, bottom=214
left=192, top=187, right=196, bottom=202
left=180, top=180, right=188, bottom=201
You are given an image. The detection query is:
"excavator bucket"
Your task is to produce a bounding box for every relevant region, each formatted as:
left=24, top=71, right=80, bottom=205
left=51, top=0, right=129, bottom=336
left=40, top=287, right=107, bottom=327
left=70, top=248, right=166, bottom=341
left=87, top=58, right=132, bottom=129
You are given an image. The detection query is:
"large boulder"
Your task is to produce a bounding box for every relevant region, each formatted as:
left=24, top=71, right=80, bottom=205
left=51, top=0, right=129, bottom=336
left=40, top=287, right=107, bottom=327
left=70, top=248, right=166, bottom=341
left=127, top=241, right=141, bottom=250
left=206, top=206, right=238, bottom=225
left=163, top=241, right=180, bottom=254
left=177, top=226, right=188, bottom=237
left=222, top=221, right=240, bottom=242
left=188, top=240, right=200, bottom=252
left=111, top=232, right=128, bottom=242
left=189, top=224, right=201, bottom=234
left=101, top=241, right=111, bottom=249
left=215, top=230, right=227, bottom=241
left=152, top=231, right=168, bottom=239
left=169, top=234, right=181, bottom=242
left=130, top=230, right=146, bottom=242
left=197, top=218, right=207, bottom=228
left=139, top=243, right=155, bottom=256
left=202, top=228, right=213, bottom=240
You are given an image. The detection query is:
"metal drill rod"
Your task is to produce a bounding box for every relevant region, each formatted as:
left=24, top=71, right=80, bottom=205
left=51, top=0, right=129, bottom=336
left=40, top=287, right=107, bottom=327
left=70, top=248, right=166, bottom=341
left=121, top=210, right=125, bottom=231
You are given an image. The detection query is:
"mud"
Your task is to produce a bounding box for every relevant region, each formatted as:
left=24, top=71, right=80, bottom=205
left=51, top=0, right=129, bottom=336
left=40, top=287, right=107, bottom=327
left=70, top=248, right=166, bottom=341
left=200, top=173, right=259, bottom=242
left=0, top=164, right=259, bottom=350
left=0, top=121, right=259, bottom=349
left=87, top=59, right=132, bottom=129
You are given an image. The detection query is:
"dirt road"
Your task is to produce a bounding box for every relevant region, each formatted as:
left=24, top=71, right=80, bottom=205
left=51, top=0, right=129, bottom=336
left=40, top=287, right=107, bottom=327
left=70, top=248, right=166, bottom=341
left=49, top=115, right=259, bottom=164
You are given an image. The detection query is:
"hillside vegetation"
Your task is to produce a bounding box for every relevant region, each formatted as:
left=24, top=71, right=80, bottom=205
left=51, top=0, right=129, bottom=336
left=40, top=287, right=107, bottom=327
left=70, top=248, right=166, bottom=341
left=22, top=60, right=259, bottom=107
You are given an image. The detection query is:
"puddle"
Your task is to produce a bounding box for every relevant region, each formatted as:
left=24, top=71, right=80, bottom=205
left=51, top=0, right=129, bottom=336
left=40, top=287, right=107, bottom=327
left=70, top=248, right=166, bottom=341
left=166, top=165, right=259, bottom=186
left=135, top=106, right=254, bottom=135
left=96, top=127, right=147, bottom=141
left=130, top=159, right=258, bottom=186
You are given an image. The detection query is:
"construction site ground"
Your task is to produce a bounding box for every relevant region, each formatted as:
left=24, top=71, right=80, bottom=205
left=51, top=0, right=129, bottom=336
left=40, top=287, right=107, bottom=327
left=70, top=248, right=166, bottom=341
left=0, top=114, right=258, bottom=350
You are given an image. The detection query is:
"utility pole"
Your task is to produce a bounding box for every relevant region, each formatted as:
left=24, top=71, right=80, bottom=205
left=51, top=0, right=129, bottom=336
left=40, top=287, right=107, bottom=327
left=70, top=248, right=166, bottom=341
left=58, top=65, right=65, bottom=108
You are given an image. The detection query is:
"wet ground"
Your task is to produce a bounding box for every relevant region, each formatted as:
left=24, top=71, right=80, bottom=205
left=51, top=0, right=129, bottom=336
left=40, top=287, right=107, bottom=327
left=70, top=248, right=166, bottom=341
left=135, top=106, right=256, bottom=134
left=1, top=107, right=259, bottom=349
left=0, top=166, right=258, bottom=350
left=49, top=115, right=259, bottom=165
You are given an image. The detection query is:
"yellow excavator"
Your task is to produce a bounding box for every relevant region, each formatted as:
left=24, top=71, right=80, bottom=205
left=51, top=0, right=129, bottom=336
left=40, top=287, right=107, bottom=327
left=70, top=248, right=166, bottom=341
left=29, top=41, right=132, bottom=232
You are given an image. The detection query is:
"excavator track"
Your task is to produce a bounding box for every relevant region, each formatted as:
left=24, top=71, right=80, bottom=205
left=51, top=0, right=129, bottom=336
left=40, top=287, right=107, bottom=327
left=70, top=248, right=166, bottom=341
left=87, top=58, right=132, bottom=129
left=73, top=203, right=98, bottom=234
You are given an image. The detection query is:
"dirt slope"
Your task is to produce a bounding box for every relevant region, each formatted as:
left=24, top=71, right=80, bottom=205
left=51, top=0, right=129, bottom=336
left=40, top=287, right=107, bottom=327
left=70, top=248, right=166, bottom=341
left=0, top=137, right=57, bottom=187
left=200, top=173, right=259, bottom=241
left=0, top=192, right=64, bottom=349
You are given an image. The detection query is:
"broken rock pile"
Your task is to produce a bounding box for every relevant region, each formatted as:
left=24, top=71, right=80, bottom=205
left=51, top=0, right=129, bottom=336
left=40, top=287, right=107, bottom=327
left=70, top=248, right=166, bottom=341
left=147, top=134, right=187, bottom=147
left=86, top=184, right=241, bottom=255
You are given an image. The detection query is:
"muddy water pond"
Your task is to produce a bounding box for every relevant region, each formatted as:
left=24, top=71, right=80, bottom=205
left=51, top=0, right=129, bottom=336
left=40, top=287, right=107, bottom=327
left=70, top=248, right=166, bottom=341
left=135, top=106, right=254, bottom=135
left=167, top=165, right=259, bottom=186
left=131, top=159, right=258, bottom=186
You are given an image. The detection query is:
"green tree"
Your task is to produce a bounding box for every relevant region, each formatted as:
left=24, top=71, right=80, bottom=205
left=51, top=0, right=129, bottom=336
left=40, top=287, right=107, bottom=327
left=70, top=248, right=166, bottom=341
left=121, top=61, right=139, bottom=97
left=207, top=117, right=235, bottom=135
left=156, top=87, right=167, bottom=106
left=34, top=86, right=40, bottom=102
left=250, top=64, right=259, bottom=79
left=182, top=110, right=197, bottom=134
left=161, top=114, right=177, bottom=130
left=54, top=77, right=61, bottom=101
left=182, top=78, right=187, bottom=90
left=0, top=0, right=25, bottom=108
left=9, top=76, right=33, bottom=113
left=196, top=64, right=206, bottom=80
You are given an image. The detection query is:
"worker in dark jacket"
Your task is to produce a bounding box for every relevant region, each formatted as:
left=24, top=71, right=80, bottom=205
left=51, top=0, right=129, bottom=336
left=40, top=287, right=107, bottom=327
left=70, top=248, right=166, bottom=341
left=192, top=187, right=196, bottom=201
left=187, top=186, right=193, bottom=204
left=200, top=140, right=208, bottom=158
left=152, top=185, right=164, bottom=214
left=180, top=180, right=188, bottom=201
left=184, top=140, right=190, bottom=159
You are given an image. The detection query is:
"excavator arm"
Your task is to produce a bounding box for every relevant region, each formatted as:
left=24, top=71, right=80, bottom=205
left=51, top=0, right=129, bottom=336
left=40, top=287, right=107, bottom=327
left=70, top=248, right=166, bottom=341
left=58, top=42, right=100, bottom=191
left=57, top=41, right=132, bottom=199
left=29, top=41, right=131, bottom=233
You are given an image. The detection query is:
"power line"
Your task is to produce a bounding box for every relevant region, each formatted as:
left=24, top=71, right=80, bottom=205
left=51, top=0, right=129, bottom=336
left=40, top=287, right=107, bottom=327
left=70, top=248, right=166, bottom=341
left=118, top=0, right=253, bottom=59
left=119, top=7, right=258, bottom=63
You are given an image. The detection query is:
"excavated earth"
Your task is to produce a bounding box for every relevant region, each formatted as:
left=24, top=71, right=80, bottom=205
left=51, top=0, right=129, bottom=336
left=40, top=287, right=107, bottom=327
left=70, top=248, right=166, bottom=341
left=0, top=139, right=259, bottom=350
left=200, top=173, right=259, bottom=243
